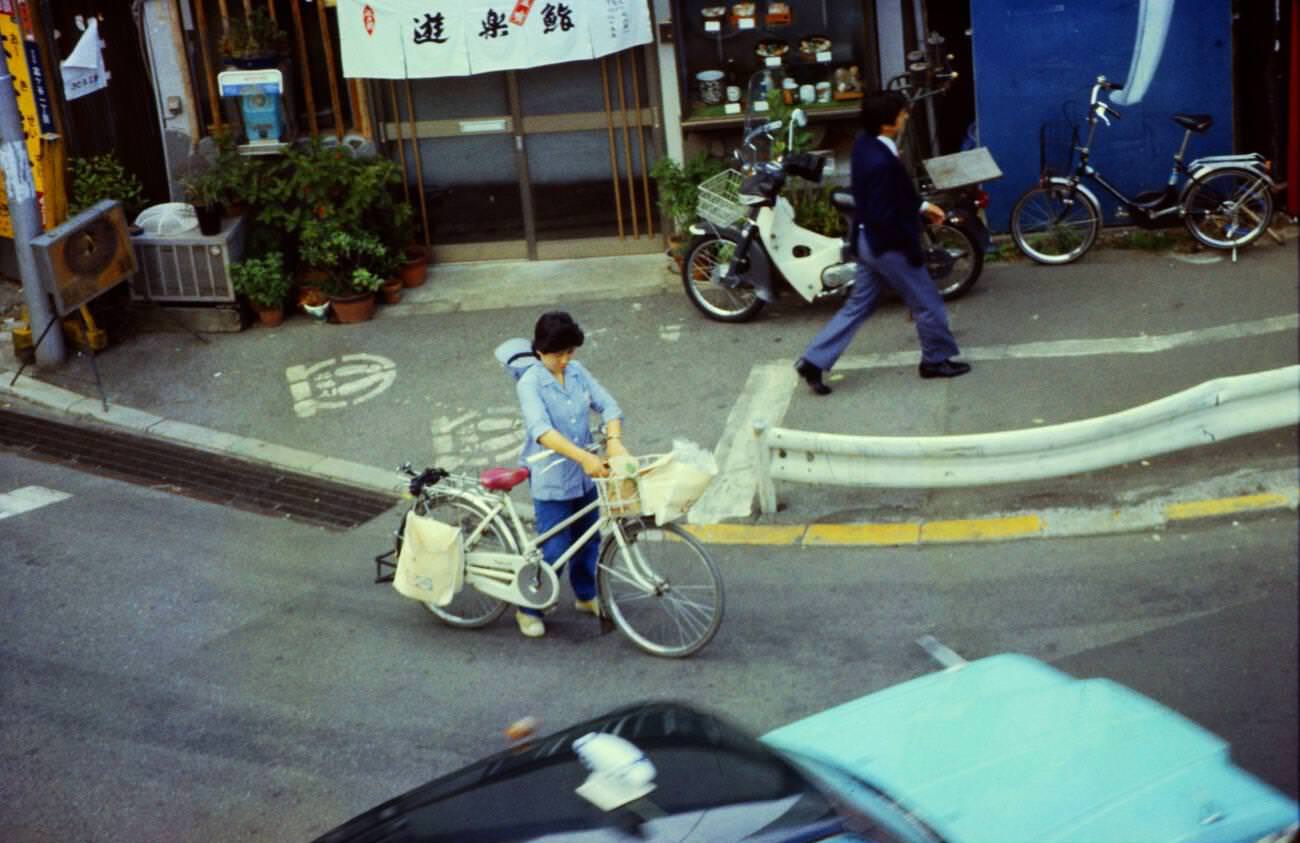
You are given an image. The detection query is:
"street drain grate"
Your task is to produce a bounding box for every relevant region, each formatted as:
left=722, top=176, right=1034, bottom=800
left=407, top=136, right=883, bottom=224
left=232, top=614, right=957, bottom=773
left=0, top=406, right=400, bottom=530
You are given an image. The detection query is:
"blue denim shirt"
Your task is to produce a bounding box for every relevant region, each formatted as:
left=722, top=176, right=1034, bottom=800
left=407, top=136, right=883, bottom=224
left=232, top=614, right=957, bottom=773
left=516, top=360, right=623, bottom=501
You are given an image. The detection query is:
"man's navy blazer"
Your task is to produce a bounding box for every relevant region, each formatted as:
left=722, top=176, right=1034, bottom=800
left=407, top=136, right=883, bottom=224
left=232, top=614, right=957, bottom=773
left=851, top=134, right=924, bottom=267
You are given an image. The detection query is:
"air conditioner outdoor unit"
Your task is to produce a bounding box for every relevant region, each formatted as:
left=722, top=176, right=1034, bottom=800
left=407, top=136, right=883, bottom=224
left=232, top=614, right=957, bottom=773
left=129, top=215, right=246, bottom=303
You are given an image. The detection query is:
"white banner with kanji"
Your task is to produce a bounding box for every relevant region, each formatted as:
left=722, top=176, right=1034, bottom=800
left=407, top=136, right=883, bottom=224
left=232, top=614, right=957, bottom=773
left=588, top=0, right=652, bottom=60
left=338, top=0, right=649, bottom=78
left=401, top=3, right=472, bottom=78
left=338, top=0, right=407, bottom=79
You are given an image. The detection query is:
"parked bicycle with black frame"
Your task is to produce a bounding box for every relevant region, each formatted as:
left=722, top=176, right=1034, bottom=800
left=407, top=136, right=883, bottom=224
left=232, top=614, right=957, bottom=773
left=1010, top=76, right=1276, bottom=265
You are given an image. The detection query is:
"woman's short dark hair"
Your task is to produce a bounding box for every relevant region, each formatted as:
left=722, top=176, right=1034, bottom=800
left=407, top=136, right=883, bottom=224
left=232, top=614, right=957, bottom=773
left=860, top=91, right=909, bottom=135
left=533, top=311, right=585, bottom=354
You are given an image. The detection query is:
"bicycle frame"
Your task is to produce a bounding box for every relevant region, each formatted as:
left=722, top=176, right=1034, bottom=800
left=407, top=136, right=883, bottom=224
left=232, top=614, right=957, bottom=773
left=1058, top=77, right=1272, bottom=228
left=441, top=484, right=656, bottom=610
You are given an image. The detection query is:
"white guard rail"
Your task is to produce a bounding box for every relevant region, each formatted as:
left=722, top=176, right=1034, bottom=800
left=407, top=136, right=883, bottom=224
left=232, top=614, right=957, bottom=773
left=752, top=366, right=1300, bottom=514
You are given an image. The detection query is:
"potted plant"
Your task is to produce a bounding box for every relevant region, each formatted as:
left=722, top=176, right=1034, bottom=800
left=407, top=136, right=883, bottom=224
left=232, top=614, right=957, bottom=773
left=298, top=219, right=389, bottom=323
left=651, top=153, right=725, bottom=270
left=180, top=168, right=225, bottom=235
left=230, top=250, right=290, bottom=326
left=68, top=153, right=147, bottom=221
left=221, top=8, right=287, bottom=69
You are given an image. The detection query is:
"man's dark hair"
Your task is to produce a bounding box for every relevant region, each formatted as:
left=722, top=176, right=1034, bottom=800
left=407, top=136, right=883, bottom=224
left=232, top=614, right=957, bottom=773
left=532, top=311, right=585, bottom=354
left=860, top=90, right=910, bottom=135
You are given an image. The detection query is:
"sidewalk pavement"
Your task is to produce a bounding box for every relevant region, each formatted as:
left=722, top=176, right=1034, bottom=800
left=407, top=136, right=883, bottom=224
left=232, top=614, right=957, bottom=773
left=2, top=235, right=1297, bottom=546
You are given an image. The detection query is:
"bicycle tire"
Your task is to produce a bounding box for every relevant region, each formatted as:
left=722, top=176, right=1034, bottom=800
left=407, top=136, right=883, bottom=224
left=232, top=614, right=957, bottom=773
left=397, top=493, right=510, bottom=629
left=682, top=232, right=767, bottom=322
left=1010, top=183, right=1101, bottom=264
left=597, top=522, right=723, bottom=658
left=1181, top=168, right=1274, bottom=250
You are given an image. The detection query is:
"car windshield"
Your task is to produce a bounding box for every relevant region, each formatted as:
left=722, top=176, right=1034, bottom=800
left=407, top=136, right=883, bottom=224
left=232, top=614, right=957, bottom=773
left=773, top=748, right=947, bottom=843
left=317, top=703, right=845, bottom=843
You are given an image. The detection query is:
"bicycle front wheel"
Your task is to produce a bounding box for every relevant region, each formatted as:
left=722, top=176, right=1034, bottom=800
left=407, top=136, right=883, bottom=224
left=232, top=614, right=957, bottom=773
left=597, top=523, right=723, bottom=658
left=1182, top=168, right=1274, bottom=249
left=1010, top=183, right=1100, bottom=264
left=400, top=494, right=510, bottom=628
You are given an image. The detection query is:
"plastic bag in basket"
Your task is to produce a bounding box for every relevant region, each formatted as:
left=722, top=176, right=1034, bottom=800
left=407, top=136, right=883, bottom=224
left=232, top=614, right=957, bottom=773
left=394, top=511, right=464, bottom=606
left=638, top=440, right=718, bottom=525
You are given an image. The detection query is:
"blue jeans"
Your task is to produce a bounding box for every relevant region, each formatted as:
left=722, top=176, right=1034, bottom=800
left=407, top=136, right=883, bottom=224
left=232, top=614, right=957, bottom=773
left=521, top=486, right=600, bottom=617
left=802, top=231, right=961, bottom=370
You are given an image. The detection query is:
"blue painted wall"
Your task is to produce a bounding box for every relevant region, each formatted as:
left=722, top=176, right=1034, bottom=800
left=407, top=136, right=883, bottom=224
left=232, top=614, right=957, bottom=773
left=970, top=0, right=1233, bottom=232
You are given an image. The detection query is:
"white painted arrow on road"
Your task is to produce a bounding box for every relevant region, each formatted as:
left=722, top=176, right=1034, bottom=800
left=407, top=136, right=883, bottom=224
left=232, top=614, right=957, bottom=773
left=0, top=486, right=71, bottom=520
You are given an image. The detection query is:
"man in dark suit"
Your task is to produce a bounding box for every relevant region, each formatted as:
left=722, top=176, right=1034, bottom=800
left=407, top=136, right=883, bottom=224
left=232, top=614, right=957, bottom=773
left=795, top=91, right=970, bottom=395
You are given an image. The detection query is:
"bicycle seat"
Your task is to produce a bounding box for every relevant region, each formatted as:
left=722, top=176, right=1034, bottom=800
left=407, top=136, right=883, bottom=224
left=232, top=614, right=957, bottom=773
left=1172, top=113, right=1213, bottom=133
left=480, top=467, right=530, bottom=491
left=830, top=189, right=855, bottom=212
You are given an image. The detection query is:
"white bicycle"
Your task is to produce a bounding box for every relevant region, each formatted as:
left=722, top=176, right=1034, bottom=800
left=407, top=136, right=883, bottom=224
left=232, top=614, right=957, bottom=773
left=375, top=447, right=724, bottom=658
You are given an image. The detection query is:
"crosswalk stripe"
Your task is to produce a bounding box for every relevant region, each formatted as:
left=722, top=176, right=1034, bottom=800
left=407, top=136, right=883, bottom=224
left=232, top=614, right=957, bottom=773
left=0, top=486, right=72, bottom=520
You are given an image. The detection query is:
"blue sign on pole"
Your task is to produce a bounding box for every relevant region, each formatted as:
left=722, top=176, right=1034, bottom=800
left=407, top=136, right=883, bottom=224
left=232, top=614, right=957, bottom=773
left=971, top=0, right=1233, bottom=232
left=23, top=40, right=53, bottom=134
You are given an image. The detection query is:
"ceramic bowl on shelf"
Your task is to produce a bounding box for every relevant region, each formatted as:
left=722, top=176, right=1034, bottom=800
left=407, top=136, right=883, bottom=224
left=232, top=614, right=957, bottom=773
left=695, top=69, right=725, bottom=104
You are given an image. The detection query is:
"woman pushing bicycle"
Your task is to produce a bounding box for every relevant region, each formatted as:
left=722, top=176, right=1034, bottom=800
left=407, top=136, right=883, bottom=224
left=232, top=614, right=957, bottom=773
left=512, top=311, right=628, bottom=639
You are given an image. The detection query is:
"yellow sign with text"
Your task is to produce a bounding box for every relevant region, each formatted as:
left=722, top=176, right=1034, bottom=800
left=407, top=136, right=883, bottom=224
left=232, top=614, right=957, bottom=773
left=0, top=8, right=52, bottom=238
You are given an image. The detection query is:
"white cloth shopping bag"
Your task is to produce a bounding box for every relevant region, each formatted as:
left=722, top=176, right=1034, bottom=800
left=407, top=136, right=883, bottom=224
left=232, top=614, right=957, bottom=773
left=394, top=511, right=464, bottom=606
left=638, top=457, right=716, bottom=525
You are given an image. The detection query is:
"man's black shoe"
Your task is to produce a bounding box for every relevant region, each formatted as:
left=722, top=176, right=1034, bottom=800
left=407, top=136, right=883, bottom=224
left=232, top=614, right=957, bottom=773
left=918, top=359, right=972, bottom=379
left=795, top=358, right=832, bottom=395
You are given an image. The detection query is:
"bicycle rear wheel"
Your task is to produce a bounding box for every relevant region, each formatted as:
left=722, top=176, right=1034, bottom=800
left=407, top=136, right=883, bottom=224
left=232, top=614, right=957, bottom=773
left=399, top=494, right=510, bottom=628
left=1010, top=183, right=1100, bottom=264
left=1182, top=168, right=1274, bottom=249
left=597, top=523, right=723, bottom=658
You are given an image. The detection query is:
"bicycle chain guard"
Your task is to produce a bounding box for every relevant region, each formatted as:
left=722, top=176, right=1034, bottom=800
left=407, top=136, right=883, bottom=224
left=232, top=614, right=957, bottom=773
left=514, top=561, right=560, bottom=609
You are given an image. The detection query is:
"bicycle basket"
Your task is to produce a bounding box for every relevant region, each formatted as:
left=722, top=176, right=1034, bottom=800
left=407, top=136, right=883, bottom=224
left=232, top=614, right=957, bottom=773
left=1038, top=121, right=1080, bottom=179
left=696, top=169, right=747, bottom=227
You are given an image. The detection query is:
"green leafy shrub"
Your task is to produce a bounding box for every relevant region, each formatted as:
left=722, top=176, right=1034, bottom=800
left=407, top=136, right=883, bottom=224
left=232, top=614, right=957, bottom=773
left=230, top=251, right=290, bottom=309
left=651, top=153, right=726, bottom=235
left=69, top=154, right=146, bottom=219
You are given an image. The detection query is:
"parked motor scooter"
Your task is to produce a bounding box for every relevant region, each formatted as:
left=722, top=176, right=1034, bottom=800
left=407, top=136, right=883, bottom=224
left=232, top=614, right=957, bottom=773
left=681, top=111, right=984, bottom=323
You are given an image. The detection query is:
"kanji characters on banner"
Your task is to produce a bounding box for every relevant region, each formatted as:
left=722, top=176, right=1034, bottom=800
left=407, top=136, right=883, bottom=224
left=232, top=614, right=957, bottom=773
left=338, top=0, right=650, bottom=79
left=588, top=0, right=652, bottom=60
left=404, top=3, right=471, bottom=78
left=338, top=0, right=407, bottom=79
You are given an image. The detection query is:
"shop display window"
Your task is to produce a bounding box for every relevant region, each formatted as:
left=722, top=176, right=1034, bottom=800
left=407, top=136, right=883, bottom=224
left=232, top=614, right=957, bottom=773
left=670, top=0, right=873, bottom=124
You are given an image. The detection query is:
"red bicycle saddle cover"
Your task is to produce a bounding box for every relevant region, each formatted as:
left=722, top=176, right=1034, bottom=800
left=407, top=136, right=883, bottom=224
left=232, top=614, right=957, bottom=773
left=480, top=467, right=530, bottom=491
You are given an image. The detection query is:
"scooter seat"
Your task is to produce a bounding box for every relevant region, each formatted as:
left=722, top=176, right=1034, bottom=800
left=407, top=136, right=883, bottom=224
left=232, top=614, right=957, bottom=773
left=480, top=467, right=529, bottom=491
left=1172, top=113, right=1213, bottom=133
left=831, top=189, right=856, bottom=212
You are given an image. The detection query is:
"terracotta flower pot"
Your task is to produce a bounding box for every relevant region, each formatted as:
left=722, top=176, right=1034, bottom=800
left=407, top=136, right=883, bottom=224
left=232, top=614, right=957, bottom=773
left=252, top=304, right=284, bottom=327
left=330, top=291, right=376, bottom=323
left=399, top=255, right=428, bottom=288
left=380, top=277, right=403, bottom=304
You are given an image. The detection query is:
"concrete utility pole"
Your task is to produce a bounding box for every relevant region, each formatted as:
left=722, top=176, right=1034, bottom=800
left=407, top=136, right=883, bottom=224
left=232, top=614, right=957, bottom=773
left=1, top=63, right=65, bottom=364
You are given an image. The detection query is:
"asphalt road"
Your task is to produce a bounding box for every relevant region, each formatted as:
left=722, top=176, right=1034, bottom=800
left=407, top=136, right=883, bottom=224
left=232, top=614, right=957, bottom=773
left=1, top=450, right=1295, bottom=842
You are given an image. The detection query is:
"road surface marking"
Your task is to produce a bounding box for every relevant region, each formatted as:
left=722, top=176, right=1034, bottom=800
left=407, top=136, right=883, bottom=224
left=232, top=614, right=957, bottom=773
left=286, top=354, right=397, bottom=418
left=0, top=486, right=71, bottom=520
left=1165, top=492, right=1293, bottom=521
left=920, top=514, right=1043, bottom=543
left=804, top=522, right=921, bottom=545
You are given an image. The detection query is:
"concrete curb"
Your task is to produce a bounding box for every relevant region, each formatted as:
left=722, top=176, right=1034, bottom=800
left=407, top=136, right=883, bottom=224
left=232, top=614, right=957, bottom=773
left=4, top=366, right=1295, bottom=545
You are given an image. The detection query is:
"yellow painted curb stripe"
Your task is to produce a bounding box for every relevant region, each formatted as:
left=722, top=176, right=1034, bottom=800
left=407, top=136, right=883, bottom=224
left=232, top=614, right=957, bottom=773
left=1165, top=493, right=1292, bottom=521
left=683, top=524, right=806, bottom=545
left=803, top=523, right=921, bottom=546
left=920, top=514, right=1043, bottom=543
